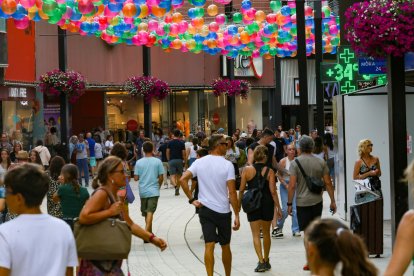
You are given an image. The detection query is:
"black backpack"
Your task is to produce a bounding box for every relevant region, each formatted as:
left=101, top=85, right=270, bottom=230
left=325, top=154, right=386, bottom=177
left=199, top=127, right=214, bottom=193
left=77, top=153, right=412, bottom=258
left=242, top=166, right=269, bottom=213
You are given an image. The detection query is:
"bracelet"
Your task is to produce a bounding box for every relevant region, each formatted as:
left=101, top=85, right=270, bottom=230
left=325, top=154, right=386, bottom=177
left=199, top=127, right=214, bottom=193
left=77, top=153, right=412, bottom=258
left=149, top=233, right=156, bottom=243
left=287, top=202, right=293, bottom=206
left=189, top=198, right=196, bottom=204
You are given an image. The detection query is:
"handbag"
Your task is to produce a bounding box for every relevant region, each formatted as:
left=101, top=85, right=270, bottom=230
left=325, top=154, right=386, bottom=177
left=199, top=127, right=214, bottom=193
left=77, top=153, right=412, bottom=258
left=295, top=159, right=325, bottom=194
left=125, top=181, right=135, bottom=204
left=74, top=188, right=132, bottom=260
left=242, top=165, right=270, bottom=213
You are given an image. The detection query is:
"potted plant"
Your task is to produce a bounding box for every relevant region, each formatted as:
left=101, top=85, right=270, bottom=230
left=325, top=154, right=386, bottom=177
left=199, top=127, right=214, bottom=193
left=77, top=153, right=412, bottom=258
left=39, top=70, right=86, bottom=103
left=124, top=76, right=170, bottom=103
left=211, top=78, right=250, bottom=99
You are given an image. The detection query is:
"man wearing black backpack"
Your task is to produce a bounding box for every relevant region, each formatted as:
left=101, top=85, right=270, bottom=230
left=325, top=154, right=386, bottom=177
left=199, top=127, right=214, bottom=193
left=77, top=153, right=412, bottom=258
left=287, top=135, right=336, bottom=271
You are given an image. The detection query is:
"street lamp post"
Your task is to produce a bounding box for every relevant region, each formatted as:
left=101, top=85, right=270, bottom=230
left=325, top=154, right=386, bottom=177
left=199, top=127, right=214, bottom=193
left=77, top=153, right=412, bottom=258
left=143, top=46, right=152, bottom=137
left=58, top=27, right=69, bottom=161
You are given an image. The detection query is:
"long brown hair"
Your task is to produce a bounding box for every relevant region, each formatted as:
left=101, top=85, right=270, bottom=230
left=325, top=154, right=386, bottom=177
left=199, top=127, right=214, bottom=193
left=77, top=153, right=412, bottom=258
left=0, top=149, right=11, bottom=169
left=61, top=164, right=80, bottom=194
left=305, top=218, right=378, bottom=276
left=92, top=156, right=122, bottom=189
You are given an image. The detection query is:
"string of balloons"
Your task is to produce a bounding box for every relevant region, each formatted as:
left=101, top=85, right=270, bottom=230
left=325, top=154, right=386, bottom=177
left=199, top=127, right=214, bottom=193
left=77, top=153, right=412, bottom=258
left=1, top=0, right=340, bottom=58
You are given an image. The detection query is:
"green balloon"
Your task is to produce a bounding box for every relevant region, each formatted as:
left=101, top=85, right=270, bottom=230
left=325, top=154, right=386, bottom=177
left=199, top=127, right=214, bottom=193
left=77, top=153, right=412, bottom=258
left=183, top=33, right=192, bottom=40
left=269, top=47, right=277, bottom=56
left=251, top=22, right=259, bottom=32
left=270, top=0, right=281, bottom=12
left=195, top=44, right=203, bottom=51
left=163, top=24, right=170, bottom=34
left=261, top=36, right=271, bottom=42
left=47, top=12, right=62, bottom=24
left=195, top=8, right=204, bottom=18
left=106, top=25, right=114, bottom=35
left=331, top=37, right=340, bottom=46
left=43, top=2, right=58, bottom=16
left=233, top=12, right=242, bottom=23
left=290, top=27, right=297, bottom=36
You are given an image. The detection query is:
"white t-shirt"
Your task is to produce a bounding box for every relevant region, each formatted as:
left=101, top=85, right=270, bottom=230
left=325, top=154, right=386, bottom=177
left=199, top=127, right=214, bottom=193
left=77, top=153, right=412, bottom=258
left=188, top=155, right=235, bottom=213
left=0, top=214, right=78, bottom=276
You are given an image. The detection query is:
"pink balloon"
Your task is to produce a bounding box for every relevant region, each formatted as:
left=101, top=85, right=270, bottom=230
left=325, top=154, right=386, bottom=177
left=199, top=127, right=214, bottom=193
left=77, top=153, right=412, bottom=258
left=209, top=22, right=219, bottom=32
left=14, top=17, right=30, bottom=29
left=20, top=0, right=35, bottom=9
left=215, top=14, right=226, bottom=25
left=156, top=25, right=165, bottom=36
left=148, top=19, right=158, bottom=31
left=252, top=50, right=260, bottom=58
left=178, top=21, right=188, bottom=33
left=170, top=23, right=179, bottom=36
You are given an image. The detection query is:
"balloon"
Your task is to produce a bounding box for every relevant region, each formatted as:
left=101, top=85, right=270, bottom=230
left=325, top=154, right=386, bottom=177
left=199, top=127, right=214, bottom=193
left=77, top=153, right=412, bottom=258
left=304, top=5, right=313, bottom=17
left=233, top=12, right=242, bottom=23
left=14, top=16, right=30, bottom=29
left=241, top=0, right=251, bottom=10
left=209, top=22, right=219, bottom=32
left=172, top=12, right=182, bottom=23
left=255, top=10, right=265, bottom=22
left=207, top=4, right=218, bottom=16
left=122, top=3, right=137, bottom=17
left=240, top=31, right=250, bottom=44
left=20, top=0, right=35, bottom=9
left=280, top=6, right=290, bottom=16
left=215, top=14, right=225, bottom=25
left=78, top=0, right=94, bottom=14
left=269, top=0, right=281, bottom=12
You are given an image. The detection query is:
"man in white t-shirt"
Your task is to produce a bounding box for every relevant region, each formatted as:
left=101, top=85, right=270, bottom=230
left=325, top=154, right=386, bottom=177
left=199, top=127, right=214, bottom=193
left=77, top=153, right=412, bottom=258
left=180, top=134, right=240, bottom=276
left=0, top=164, right=78, bottom=276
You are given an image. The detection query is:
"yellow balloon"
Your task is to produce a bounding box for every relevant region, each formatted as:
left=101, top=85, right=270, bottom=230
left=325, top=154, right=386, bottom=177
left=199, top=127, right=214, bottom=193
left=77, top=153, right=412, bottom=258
left=28, top=6, right=37, bottom=13
left=171, top=39, right=182, bottom=50
left=138, top=22, right=148, bottom=31
left=138, top=4, right=148, bottom=18
left=38, top=9, right=49, bottom=20
left=186, top=39, right=196, bottom=50
left=187, top=24, right=196, bottom=35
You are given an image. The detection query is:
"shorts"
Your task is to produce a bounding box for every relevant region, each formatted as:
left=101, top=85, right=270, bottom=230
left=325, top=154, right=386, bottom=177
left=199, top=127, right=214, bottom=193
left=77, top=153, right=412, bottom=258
left=140, top=196, right=159, bottom=216
left=168, top=159, right=183, bottom=175
left=199, top=206, right=232, bottom=245
left=89, top=157, right=97, bottom=167
left=297, top=201, right=323, bottom=231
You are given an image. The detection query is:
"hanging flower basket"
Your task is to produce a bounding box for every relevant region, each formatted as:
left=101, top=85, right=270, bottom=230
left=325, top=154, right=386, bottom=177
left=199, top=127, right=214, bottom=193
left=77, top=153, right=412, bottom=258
left=124, top=76, right=170, bottom=103
left=39, top=70, right=86, bottom=103
left=211, top=79, right=250, bottom=99
left=344, top=0, right=414, bottom=57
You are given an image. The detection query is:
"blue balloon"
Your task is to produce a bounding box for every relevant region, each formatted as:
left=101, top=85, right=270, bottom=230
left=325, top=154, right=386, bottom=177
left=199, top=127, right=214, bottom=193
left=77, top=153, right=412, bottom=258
left=11, top=5, right=27, bottom=20
left=80, top=22, right=91, bottom=32
left=159, top=0, right=171, bottom=9
left=32, top=12, right=41, bottom=21
left=227, top=25, right=238, bottom=35
left=70, top=10, right=82, bottom=21
left=193, top=34, right=204, bottom=43
left=161, top=38, right=170, bottom=45
left=133, top=0, right=145, bottom=4
left=280, top=6, right=291, bottom=16
left=206, top=32, right=217, bottom=40
left=108, top=2, right=123, bottom=12
left=188, top=8, right=196, bottom=19
left=241, top=0, right=251, bottom=10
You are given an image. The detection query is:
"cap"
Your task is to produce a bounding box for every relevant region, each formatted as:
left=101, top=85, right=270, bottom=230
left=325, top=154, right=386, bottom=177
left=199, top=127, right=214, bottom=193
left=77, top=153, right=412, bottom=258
left=240, top=133, right=248, bottom=138
left=217, top=128, right=225, bottom=134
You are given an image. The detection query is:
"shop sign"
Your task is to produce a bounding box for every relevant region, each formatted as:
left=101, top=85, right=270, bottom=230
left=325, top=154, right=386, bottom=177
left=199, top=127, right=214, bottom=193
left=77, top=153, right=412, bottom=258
left=212, top=113, right=220, bottom=125
left=358, top=57, right=387, bottom=75
left=0, top=86, right=35, bottom=100
left=222, top=55, right=263, bottom=79
left=8, top=87, right=27, bottom=98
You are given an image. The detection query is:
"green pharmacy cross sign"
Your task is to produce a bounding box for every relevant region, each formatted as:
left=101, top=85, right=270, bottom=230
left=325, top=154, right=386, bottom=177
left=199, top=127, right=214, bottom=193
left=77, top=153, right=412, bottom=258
left=321, top=46, right=359, bottom=94
left=320, top=46, right=387, bottom=94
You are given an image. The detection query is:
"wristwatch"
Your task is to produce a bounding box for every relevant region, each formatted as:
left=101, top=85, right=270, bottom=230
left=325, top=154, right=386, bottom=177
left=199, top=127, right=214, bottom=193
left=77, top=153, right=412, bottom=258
left=287, top=202, right=293, bottom=206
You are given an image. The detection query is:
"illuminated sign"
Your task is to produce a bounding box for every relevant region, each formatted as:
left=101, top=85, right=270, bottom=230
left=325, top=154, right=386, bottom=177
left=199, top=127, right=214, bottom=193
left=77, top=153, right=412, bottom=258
left=8, top=87, right=27, bottom=98
left=320, top=46, right=387, bottom=94
left=222, top=55, right=263, bottom=79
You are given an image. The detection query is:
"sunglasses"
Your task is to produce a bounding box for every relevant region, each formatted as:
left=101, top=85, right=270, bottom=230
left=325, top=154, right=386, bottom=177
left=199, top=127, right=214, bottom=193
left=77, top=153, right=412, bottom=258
left=368, top=144, right=373, bottom=147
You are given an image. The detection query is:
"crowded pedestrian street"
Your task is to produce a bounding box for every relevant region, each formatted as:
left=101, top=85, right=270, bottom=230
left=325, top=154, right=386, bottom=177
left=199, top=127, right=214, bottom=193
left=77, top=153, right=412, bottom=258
left=41, top=181, right=408, bottom=276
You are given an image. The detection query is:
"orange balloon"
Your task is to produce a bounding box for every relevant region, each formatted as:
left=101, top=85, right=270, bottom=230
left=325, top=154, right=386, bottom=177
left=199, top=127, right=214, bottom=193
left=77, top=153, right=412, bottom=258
left=2, top=0, right=17, bottom=15
left=122, top=3, right=137, bottom=18
left=68, top=23, right=80, bottom=32
left=110, top=36, right=118, bottom=43
left=151, top=6, right=166, bottom=18
left=191, top=17, right=204, bottom=28
left=186, top=39, right=196, bottom=49
left=171, top=39, right=182, bottom=50
left=164, top=48, right=171, bottom=53
left=206, top=39, right=217, bottom=48
left=207, top=4, right=218, bottom=16
left=263, top=53, right=272, bottom=59
left=255, top=10, right=265, bottom=22
left=240, top=31, right=250, bottom=44
left=172, top=12, right=182, bottom=23
left=96, top=4, right=104, bottom=15
left=187, top=24, right=196, bottom=35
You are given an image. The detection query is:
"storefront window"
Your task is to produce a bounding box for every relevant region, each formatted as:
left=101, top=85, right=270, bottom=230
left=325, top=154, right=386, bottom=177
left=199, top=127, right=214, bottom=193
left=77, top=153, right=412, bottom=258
left=235, top=89, right=266, bottom=134
left=204, top=91, right=227, bottom=135
left=2, top=100, right=34, bottom=149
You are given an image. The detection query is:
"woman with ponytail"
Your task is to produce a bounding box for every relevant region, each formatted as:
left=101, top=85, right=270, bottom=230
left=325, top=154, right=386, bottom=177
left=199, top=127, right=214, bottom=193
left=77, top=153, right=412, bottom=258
left=305, top=218, right=378, bottom=276
left=186, top=137, right=200, bottom=168
left=78, top=156, right=167, bottom=275
left=53, top=164, right=90, bottom=230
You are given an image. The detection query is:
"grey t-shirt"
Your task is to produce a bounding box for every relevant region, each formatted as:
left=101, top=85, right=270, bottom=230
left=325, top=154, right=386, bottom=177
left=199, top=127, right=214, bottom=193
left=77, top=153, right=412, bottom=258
left=289, top=154, right=329, bottom=207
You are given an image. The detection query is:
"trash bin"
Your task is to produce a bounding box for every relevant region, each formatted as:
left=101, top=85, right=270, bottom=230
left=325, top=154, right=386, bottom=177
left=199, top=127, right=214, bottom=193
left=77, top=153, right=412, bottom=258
left=350, top=199, right=383, bottom=256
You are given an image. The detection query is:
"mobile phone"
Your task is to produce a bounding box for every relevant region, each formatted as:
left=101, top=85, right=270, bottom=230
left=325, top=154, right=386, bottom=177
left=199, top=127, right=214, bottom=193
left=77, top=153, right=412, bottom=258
left=0, top=187, right=5, bottom=199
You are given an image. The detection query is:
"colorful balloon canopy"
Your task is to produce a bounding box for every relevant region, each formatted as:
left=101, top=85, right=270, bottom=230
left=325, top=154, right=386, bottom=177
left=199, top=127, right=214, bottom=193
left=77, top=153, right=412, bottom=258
left=2, top=0, right=340, bottom=58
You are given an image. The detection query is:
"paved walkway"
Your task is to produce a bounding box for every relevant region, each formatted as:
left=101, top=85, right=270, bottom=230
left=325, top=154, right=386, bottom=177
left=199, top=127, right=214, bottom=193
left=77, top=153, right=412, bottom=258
left=47, top=179, right=412, bottom=276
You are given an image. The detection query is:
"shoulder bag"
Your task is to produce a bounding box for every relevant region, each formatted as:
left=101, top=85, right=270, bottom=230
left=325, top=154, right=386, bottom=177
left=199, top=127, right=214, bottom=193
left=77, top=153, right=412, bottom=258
left=295, top=159, right=325, bottom=194
left=242, top=166, right=270, bottom=213
left=74, top=188, right=132, bottom=260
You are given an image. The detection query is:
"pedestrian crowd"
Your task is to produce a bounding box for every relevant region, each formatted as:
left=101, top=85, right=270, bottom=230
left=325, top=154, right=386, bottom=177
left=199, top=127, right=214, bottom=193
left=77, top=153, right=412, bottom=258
left=0, top=124, right=411, bottom=276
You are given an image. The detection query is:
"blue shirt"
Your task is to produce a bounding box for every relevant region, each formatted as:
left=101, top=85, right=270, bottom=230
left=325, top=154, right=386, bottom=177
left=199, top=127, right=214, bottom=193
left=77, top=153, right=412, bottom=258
left=134, top=157, right=164, bottom=198
left=86, top=138, right=95, bottom=157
